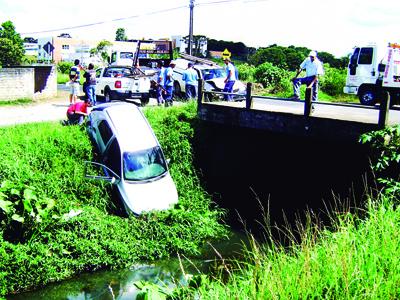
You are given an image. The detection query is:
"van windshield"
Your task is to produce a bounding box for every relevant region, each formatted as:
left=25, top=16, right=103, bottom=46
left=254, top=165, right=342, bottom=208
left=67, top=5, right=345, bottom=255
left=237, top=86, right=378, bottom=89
left=123, top=146, right=167, bottom=181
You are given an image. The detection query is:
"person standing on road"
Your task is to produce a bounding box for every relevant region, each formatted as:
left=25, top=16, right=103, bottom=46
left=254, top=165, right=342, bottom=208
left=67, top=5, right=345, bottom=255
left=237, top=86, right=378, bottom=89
left=83, top=63, right=97, bottom=106
left=156, top=61, right=165, bottom=106
left=291, top=50, right=324, bottom=101
left=163, top=60, right=176, bottom=107
left=223, top=58, right=237, bottom=101
left=182, top=62, right=199, bottom=100
left=68, top=59, right=82, bottom=105
left=64, top=99, right=90, bottom=125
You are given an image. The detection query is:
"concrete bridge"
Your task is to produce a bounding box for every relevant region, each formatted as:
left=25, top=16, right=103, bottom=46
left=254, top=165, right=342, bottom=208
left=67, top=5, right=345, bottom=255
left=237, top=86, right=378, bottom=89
left=196, top=81, right=400, bottom=142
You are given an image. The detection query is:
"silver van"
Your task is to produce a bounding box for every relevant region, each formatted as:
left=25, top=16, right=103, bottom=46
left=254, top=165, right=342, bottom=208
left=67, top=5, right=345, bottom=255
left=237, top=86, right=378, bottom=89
left=86, top=102, right=178, bottom=215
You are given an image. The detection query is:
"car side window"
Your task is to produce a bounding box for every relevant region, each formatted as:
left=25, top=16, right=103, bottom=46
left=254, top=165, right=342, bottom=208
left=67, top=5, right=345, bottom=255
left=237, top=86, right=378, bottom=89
left=98, top=120, right=113, bottom=146
left=104, top=138, right=122, bottom=176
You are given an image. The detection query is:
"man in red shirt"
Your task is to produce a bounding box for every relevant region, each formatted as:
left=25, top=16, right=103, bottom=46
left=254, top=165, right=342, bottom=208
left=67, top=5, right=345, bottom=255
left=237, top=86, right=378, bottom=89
left=64, top=100, right=90, bottom=125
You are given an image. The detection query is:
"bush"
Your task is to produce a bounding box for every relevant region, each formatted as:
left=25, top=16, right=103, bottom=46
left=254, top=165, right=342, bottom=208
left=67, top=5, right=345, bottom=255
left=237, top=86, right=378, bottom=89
left=236, top=63, right=256, bottom=82
left=318, top=64, right=347, bottom=96
left=57, top=61, right=73, bottom=74
left=254, top=62, right=291, bottom=93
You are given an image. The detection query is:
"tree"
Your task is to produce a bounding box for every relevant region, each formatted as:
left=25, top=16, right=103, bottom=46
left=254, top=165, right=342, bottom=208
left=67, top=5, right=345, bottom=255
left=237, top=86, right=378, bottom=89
left=0, top=21, right=24, bottom=66
left=182, top=35, right=207, bottom=57
left=90, top=40, right=113, bottom=63
left=115, top=28, right=127, bottom=41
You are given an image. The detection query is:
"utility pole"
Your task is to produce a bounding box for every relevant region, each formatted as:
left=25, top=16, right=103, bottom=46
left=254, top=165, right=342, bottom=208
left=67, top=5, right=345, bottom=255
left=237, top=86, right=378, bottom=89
left=188, top=0, right=194, bottom=55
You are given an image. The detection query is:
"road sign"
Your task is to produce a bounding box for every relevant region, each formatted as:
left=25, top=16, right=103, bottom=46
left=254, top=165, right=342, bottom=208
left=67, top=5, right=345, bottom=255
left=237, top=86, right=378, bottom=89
left=222, top=48, right=231, bottom=60
left=43, top=42, right=54, bottom=54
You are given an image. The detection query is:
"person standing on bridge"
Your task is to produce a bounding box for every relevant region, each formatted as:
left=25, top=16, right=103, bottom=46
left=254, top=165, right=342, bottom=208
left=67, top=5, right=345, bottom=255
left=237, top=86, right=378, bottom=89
left=182, top=62, right=199, bottom=99
left=223, top=57, right=237, bottom=101
left=291, top=50, right=324, bottom=101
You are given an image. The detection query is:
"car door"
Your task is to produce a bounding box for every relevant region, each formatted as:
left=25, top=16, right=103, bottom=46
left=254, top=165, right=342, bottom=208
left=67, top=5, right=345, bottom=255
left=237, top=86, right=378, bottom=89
left=102, top=137, right=122, bottom=179
left=94, top=118, right=114, bottom=155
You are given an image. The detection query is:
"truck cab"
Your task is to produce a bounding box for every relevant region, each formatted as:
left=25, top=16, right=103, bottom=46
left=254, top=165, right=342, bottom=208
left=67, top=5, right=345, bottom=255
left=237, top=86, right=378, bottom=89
left=344, top=43, right=400, bottom=105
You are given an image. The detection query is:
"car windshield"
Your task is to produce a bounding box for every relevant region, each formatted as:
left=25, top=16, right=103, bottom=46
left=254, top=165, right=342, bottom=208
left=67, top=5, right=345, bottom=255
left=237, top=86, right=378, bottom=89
left=201, top=68, right=226, bottom=80
left=123, top=146, right=167, bottom=181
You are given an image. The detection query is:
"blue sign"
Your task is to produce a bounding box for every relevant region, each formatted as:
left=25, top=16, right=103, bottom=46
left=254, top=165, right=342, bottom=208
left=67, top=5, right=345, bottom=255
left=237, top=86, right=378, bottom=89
left=43, top=42, right=54, bottom=54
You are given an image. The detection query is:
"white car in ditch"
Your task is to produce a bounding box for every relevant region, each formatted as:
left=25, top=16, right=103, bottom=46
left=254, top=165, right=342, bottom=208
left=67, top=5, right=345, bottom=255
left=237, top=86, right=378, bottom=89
left=85, top=102, right=178, bottom=215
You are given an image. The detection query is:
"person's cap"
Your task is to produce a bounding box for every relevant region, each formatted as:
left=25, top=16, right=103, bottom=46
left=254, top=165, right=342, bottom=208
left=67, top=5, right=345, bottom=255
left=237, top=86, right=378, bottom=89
left=188, top=62, right=194, bottom=67
left=309, top=50, right=317, bottom=57
left=170, top=60, right=176, bottom=65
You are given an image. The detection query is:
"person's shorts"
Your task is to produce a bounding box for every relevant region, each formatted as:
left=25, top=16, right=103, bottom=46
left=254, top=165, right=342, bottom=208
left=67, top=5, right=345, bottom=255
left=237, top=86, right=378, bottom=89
left=70, top=82, right=80, bottom=96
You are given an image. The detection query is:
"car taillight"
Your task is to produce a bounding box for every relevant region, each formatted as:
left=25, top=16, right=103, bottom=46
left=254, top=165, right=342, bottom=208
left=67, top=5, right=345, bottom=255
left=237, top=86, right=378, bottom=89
left=115, top=81, right=122, bottom=88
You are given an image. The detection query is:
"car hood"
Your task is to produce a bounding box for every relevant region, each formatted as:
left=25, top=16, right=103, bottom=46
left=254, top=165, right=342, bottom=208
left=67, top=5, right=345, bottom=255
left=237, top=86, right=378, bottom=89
left=118, top=172, right=178, bottom=215
left=205, top=78, right=246, bottom=93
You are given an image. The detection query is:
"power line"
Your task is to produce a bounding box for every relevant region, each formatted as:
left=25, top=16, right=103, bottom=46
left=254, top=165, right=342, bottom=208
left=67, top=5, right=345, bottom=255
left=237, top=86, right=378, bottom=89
left=21, top=5, right=187, bottom=35
left=21, top=0, right=270, bottom=35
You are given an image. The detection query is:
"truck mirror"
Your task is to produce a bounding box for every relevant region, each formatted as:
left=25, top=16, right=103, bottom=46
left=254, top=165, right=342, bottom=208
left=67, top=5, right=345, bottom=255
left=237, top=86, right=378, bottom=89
left=378, top=63, right=386, bottom=72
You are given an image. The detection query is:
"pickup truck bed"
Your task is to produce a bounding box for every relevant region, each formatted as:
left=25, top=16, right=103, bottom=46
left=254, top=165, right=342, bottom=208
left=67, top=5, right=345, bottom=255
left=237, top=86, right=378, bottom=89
left=95, top=65, right=151, bottom=105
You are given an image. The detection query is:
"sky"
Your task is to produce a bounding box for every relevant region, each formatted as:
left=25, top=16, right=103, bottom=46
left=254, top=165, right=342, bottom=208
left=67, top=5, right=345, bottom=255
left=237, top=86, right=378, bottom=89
left=0, top=0, right=399, bottom=58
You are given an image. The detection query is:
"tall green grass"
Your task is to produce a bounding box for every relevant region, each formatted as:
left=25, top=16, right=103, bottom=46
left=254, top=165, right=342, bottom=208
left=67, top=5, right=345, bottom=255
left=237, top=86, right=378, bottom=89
left=180, top=193, right=399, bottom=299
left=0, top=103, right=227, bottom=296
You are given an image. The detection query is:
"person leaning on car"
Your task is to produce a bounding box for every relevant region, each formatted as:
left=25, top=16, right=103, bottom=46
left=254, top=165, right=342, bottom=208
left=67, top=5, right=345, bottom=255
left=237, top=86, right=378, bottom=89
left=65, top=99, right=90, bottom=125
left=182, top=62, right=199, bottom=99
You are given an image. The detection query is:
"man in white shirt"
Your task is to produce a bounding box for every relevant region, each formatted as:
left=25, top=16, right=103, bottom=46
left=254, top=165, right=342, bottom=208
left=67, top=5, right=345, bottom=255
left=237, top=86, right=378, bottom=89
left=292, top=50, right=324, bottom=101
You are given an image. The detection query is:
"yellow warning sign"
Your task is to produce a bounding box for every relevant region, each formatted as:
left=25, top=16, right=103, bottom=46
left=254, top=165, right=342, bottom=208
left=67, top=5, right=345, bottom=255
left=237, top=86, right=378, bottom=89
left=221, top=48, right=231, bottom=59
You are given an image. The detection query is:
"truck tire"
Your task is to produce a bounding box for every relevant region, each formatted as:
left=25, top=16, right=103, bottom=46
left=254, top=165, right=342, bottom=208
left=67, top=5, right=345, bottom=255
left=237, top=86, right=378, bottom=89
left=141, top=95, right=150, bottom=106
left=104, top=89, right=111, bottom=102
left=358, top=86, right=377, bottom=106
left=173, top=81, right=182, bottom=99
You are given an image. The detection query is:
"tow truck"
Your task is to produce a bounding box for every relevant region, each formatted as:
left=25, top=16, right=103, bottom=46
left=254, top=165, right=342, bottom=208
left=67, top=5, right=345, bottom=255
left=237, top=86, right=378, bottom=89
left=344, top=42, right=400, bottom=105
left=96, top=40, right=173, bottom=106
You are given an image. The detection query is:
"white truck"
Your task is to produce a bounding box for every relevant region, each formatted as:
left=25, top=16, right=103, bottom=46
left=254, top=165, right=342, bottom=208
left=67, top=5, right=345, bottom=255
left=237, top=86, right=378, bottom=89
left=95, top=65, right=151, bottom=106
left=344, top=42, right=400, bottom=105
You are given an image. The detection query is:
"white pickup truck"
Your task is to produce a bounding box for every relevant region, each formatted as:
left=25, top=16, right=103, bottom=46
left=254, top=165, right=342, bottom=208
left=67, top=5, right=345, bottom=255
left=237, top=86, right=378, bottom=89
left=95, top=65, right=152, bottom=106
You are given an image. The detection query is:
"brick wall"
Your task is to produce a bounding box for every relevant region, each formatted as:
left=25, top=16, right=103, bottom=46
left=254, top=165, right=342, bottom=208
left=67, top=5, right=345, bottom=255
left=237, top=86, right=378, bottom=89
left=0, top=66, right=57, bottom=101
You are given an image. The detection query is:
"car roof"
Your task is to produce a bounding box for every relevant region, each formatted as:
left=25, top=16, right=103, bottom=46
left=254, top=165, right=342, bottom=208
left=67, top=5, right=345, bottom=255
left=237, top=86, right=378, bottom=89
left=94, top=103, right=158, bottom=152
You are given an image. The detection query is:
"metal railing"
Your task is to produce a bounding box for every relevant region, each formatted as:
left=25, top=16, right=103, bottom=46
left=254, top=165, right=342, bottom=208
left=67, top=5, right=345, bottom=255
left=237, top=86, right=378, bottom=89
left=197, top=79, right=393, bottom=129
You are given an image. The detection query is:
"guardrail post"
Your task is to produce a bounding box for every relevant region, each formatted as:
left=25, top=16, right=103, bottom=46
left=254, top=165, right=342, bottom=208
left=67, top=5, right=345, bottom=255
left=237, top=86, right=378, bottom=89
left=246, top=82, right=253, bottom=109
left=378, top=91, right=390, bottom=128
left=304, top=87, right=312, bottom=116
left=197, top=79, right=203, bottom=111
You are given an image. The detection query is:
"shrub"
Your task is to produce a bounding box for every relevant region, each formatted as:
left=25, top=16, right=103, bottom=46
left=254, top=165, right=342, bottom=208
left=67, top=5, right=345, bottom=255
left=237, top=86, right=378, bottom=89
left=57, top=61, right=73, bottom=74
left=236, top=63, right=256, bottom=82
left=319, top=64, right=347, bottom=96
left=254, top=62, right=291, bottom=93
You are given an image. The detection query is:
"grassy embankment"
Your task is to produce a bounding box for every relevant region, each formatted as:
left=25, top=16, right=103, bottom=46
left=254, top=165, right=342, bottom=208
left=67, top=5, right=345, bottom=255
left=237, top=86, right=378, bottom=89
left=0, top=102, right=227, bottom=297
